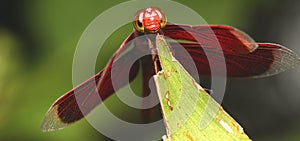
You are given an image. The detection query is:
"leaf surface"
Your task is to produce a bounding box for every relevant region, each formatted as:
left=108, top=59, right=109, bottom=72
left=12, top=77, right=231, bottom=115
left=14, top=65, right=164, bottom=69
left=154, top=35, right=251, bottom=141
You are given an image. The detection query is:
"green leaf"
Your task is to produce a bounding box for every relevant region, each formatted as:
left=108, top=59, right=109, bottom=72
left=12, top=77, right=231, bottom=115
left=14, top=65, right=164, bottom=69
left=154, top=35, right=251, bottom=141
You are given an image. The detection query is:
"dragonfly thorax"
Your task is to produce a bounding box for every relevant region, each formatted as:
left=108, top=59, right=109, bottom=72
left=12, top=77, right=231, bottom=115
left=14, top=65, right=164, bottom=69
left=134, top=7, right=166, bottom=34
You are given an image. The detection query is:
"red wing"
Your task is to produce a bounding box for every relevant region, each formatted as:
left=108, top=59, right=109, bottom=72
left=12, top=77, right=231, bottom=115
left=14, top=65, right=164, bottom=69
left=41, top=33, right=140, bottom=131
left=171, top=42, right=300, bottom=78
left=163, top=24, right=258, bottom=54
left=163, top=25, right=299, bottom=78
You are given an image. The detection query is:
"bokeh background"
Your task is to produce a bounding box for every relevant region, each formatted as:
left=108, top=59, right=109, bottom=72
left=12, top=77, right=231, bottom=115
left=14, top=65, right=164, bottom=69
left=0, top=0, right=300, bottom=140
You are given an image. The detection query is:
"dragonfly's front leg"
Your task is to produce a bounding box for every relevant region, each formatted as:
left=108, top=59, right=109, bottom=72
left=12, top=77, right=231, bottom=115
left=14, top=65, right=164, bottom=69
left=147, top=38, right=160, bottom=73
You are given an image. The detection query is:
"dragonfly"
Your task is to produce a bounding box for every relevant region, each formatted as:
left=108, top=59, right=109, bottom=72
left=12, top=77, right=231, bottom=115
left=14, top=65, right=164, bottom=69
left=41, top=7, right=300, bottom=131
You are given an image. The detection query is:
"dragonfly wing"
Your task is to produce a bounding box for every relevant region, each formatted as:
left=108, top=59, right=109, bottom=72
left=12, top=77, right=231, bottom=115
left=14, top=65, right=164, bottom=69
left=170, top=42, right=300, bottom=78
left=163, top=24, right=258, bottom=54
left=41, top=33, right=140, bottom=131
left=251, top=43, right=300, bottom=78
left=163, top=25, right=299, bottom=78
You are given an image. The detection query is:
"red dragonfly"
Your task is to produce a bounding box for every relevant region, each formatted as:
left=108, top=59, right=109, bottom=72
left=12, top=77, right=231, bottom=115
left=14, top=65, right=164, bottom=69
left=41, top=7, right=300, bottom=131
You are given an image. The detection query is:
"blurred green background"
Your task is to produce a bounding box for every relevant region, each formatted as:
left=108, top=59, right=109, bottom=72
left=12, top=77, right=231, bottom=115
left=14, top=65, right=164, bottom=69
left=0, top=0, right=300, bottom=140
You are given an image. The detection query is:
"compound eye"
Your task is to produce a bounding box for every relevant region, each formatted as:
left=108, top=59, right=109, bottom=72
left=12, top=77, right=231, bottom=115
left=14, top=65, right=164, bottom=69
left=134, top=19, right=144, bottom=32
left=154, top=8, right=166, bottom=29
left=133, top=12, right=144, bottom=32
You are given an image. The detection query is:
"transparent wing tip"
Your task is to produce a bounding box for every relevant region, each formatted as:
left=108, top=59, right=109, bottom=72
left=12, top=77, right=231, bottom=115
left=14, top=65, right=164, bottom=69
left=254, top=43, right=300, bottom=78
left=41, top=105, right=69, bottom=132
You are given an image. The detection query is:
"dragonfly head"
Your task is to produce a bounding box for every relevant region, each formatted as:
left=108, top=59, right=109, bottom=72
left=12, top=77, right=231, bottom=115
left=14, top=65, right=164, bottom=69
left=134, top=7, right=166, bottom=34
